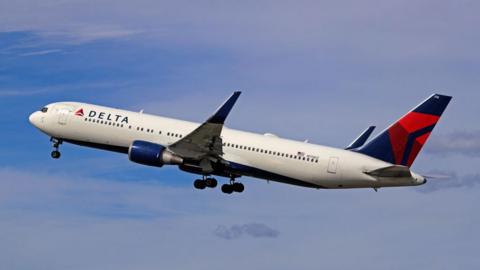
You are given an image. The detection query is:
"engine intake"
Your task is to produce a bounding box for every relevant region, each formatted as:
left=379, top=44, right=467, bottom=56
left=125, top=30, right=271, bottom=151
left=128, top=140, right=183, bottom=167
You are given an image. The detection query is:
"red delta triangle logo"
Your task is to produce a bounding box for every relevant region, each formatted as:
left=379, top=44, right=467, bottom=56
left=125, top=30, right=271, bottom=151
left=75, top=108, right=84, bottom=117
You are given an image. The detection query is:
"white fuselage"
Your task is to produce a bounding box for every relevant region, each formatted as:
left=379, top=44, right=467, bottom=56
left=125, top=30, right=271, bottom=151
left=29, top=102, right=426, bottom=189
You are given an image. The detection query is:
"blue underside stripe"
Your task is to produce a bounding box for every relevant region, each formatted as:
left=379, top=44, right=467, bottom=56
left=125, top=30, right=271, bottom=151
left=65, top=138, right=325, bottom=189
left=227, top=161, right=325, bottom=188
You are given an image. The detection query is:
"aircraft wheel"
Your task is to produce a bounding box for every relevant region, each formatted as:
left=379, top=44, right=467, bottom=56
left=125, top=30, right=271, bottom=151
left=205, top=178, right=218, bottom=188
left=194, top=179, right=206, bottom=190
left=221, top=184, right=233, bottom=194
left=232, top=182, right=244, bottom=193
left=51, top=150, right=61, bottom=159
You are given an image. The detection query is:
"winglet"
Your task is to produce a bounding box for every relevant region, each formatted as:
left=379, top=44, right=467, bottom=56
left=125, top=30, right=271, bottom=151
left=207, top=91, right=242, bottom=124
left=346, top=126, right=376, bottom=150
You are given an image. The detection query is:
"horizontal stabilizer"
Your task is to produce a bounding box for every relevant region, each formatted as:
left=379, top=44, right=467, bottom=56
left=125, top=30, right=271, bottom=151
left=346, top=126, right=376, bottom=150
left=365, top=165, right=412, bottom=178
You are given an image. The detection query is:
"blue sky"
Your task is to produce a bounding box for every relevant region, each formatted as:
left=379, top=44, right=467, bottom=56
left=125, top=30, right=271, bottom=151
left=1, top=1, right=480, bottom=269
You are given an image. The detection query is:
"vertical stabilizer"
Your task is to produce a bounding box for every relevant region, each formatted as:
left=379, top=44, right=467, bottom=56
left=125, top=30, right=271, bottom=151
left=357, top=94, right=452, bottom=167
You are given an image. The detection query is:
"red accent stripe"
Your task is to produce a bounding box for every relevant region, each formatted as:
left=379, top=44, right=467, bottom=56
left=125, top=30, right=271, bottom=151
left=406, top=132, right=431, bottom=167
left=387, top=111, right=439, bottom=165
left=75, top=109, right=84, bottom=116
left=399, top=112, right=439, bottom=132
left=388, top=123, right=409, bottom=164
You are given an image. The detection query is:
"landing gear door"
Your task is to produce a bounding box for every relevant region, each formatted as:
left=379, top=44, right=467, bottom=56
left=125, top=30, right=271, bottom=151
left=57, top=107, right=73, bottom=125
left=327, top=157, right=339, bottom=174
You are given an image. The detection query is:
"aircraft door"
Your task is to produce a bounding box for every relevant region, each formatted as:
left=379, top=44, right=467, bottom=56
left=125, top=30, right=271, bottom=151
left=327, top=157, right=339, bottom=174
left=57, top=107, right=73, bottom=125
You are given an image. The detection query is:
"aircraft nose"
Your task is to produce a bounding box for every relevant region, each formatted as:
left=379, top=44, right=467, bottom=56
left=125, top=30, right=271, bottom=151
left=29, top=111, right=41, bottom=128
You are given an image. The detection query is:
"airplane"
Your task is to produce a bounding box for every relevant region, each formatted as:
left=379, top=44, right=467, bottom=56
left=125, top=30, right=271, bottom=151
left=29, top=92, right=452, bottom=194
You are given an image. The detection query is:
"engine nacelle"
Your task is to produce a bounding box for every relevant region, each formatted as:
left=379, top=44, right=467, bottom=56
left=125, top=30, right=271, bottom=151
left=128, top=140, right=183, bottom=167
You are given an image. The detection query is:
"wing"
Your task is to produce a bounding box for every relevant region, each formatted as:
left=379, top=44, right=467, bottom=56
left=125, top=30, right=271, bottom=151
left=168, top=91, right=241, bottom=162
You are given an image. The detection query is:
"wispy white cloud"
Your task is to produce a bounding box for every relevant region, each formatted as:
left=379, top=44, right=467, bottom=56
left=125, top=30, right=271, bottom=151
left=0, top=167, right=479, bottom=269
left=417, top=172, right=480, bottom=193
left=19, top=49, right=62, bottom=56
left=37, top=25, right=145, bottom=44
left=0, top=88, right=56, bottom=97
left=0, top=81, right=137, bottom=97
left=214, top=223, right=279, bottom=240
left=1, top=0, right=479, bottom=60
left=425, top=131, right=480, bottom=157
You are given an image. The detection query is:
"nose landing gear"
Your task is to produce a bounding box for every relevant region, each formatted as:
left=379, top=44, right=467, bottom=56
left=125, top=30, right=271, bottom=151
left=50, top=138, right=62, bottom=159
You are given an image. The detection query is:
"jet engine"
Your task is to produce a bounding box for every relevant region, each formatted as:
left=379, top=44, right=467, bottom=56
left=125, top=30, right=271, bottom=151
left=128, top=140, right=183, bottom=167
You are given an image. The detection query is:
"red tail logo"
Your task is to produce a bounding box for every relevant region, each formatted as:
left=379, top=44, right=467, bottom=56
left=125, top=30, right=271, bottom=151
left=75, top=108, right=84, bottom=117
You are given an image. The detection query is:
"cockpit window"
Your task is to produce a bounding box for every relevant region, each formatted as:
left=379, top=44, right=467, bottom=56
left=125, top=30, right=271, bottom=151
left=40, top=107, right=48, bottom=113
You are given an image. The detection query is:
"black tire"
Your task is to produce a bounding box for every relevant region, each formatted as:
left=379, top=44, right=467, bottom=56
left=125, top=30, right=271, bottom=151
left=205, top=178, right=218, bottom=188
left=221, top=184, right=233, bottom=194
left=233, top=182, right=244, bottom=193
left=51, top=151, right=61, bottom=159
left=194, top=179, right=206, bottom=190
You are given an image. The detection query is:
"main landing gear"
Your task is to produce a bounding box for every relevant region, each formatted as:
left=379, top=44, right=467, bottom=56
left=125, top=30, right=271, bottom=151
left=193, top=175, right=244, bottom=194
left=221, top=176, right=244, bottom=194
left=50, top=138, right=62, bottom=159
left=194, top=176, right=218, bottom=190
